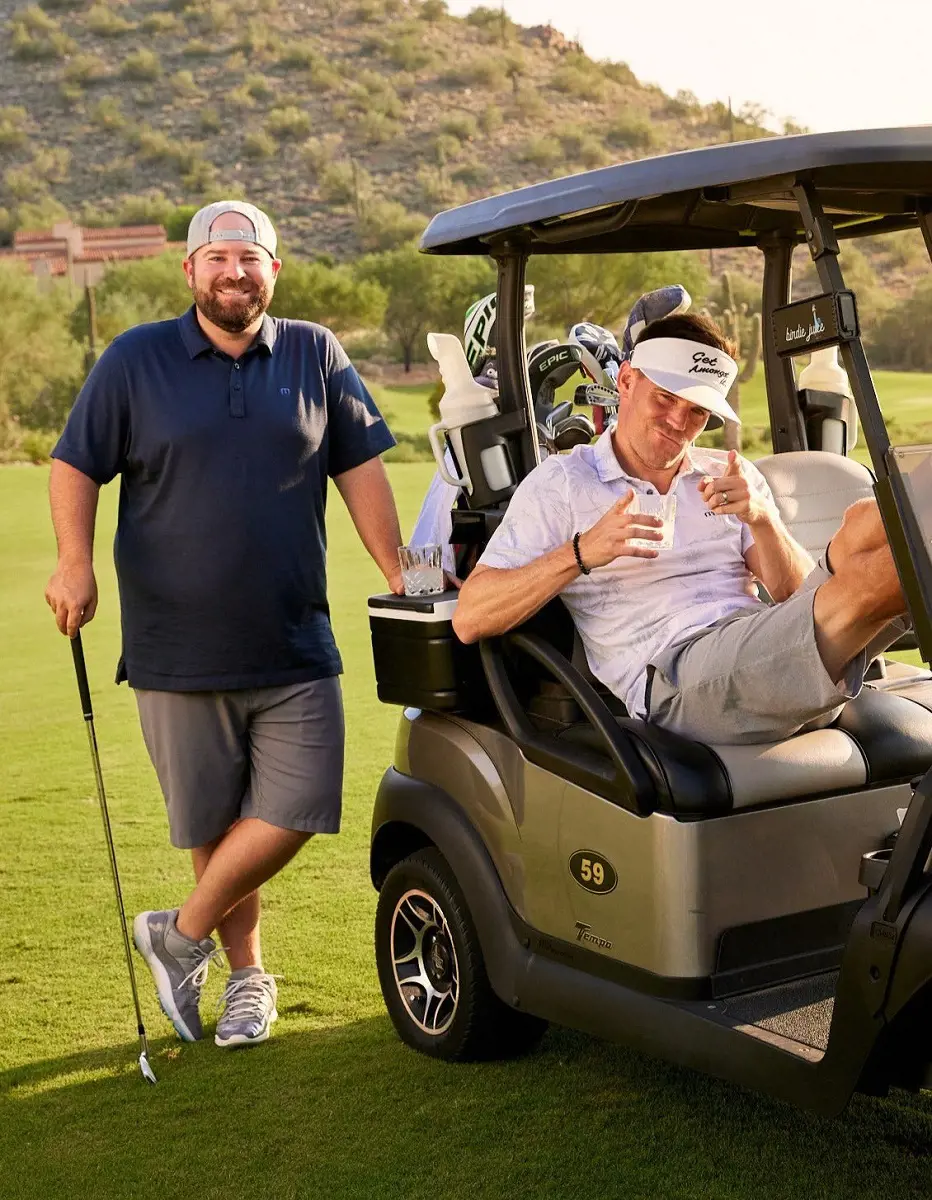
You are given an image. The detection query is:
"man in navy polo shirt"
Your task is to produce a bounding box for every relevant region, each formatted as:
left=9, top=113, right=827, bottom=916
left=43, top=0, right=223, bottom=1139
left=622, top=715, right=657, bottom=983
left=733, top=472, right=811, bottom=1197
left=45, top=200, right=405, bottom=1048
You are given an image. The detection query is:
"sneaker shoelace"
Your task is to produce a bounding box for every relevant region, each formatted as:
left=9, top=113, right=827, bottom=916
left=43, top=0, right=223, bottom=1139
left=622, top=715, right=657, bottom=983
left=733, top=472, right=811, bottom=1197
left=178, top=944, right=228, bottom=993
left=217, top=973, right=280, bottom=1024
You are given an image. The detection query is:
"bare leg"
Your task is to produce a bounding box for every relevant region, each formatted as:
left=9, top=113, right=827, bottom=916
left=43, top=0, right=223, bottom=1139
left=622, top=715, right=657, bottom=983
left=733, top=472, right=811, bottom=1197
left=190, top=835, right=262, bottom=970
left=176, top=819, right=310, bottom=965
left=813, top=499, right=908, bottom=683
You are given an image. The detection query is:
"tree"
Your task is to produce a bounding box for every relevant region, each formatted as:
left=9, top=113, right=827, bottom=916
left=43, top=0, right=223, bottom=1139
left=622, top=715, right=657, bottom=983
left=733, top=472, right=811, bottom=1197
left=270, top=258, right=386, bottom=335
left=69, top=251, right=191, bottom=346
left=356, top=243, right=495, bottom=370
left=526, top=251, right=709, bottom=334
left=0, top=261, right=84, bottom=444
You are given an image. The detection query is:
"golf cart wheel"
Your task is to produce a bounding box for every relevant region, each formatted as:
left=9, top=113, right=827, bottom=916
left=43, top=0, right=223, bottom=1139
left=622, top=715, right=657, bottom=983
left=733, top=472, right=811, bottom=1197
left=375, top=847, right=547, bottom=1061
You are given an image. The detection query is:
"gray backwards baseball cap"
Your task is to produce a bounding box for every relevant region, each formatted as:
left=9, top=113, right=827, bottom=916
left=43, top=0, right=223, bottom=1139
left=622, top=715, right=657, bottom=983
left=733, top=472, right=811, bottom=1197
left=186, top=200, right=278, bottom=259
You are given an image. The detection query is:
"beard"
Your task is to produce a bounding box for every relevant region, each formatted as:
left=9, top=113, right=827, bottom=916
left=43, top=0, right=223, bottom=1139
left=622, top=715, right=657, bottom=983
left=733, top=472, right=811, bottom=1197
left=192, top=274, right=273, bottom=333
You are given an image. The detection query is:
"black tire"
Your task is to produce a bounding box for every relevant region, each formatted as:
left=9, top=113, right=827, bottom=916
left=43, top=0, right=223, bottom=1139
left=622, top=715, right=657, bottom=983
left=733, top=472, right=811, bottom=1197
left=375, top=847, right=548, bottom=1061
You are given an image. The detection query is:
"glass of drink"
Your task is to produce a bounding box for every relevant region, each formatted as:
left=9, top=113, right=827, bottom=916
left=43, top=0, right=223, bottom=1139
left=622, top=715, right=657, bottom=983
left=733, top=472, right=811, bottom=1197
left=629, top=493, right=677, bottom=549
left=398, top=544, right=445, bottom=596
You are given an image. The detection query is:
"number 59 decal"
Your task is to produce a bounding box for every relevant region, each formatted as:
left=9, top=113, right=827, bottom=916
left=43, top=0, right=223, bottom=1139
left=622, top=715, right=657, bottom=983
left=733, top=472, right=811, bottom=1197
left=569, top=850, right=617, bottom=895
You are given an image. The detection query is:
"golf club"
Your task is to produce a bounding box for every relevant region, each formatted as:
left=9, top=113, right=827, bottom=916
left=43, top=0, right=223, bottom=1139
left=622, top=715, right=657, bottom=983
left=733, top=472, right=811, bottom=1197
left=71, top=631, right=157, bottom=1085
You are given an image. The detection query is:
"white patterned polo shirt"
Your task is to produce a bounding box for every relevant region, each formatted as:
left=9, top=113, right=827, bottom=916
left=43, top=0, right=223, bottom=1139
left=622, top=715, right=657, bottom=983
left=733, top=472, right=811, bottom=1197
left=478, top=430, right=777, bottom=718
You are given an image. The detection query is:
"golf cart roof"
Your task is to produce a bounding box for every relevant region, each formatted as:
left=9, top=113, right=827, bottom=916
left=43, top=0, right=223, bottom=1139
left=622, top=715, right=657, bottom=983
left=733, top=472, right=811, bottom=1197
left=421, top=127, right=932, bottom=256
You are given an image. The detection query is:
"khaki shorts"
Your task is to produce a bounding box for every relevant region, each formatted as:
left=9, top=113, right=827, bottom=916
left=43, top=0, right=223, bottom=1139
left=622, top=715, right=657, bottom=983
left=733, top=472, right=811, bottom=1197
left=644, top=565, right=876, bottom=746
left=135, top=678, right=344, bottom=849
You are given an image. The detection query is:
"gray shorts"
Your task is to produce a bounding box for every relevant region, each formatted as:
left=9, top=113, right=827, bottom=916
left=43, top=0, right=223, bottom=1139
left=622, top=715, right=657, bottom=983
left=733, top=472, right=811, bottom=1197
left=135, top=678, right=344, bottom=849
left=645, top=565, right=870, bottom=746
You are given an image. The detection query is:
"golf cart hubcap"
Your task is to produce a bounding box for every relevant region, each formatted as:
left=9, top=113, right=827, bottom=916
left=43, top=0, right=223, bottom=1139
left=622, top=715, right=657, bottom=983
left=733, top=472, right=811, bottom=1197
left=391, top=889, right=459, bottom=1035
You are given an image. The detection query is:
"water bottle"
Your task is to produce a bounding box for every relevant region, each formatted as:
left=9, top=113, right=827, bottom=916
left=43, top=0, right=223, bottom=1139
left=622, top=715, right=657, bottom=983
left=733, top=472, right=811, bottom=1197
left=797, top=345, right=852, bottom=397
left=426, top=332, right=514, bottom=495
left=798, top=346, right=856, bottom=454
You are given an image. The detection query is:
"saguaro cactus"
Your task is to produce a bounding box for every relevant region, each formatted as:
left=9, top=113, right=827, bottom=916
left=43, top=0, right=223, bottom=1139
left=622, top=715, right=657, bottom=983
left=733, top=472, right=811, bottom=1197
left=714, top=271, right=762, bottom=453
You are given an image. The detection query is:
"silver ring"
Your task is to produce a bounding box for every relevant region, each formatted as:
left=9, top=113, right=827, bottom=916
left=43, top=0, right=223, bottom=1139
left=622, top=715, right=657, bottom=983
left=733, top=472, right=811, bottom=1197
left=721, top=491, right=729, bottom=506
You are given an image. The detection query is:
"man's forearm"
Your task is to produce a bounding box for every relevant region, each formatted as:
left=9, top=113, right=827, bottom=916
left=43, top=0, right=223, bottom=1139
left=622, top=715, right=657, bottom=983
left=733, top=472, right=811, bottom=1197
left=749, top=515, right=814, bottom=602
left=453, top=543, right=580, bottom=643
left=49, top=459, right=100, bottom=565
left=334, top=457, right=403, bottom=584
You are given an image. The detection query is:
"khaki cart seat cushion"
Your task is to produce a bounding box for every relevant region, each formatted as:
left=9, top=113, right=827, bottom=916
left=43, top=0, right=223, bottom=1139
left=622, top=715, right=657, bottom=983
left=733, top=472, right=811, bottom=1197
left=754, top=451, right=875, bottom=557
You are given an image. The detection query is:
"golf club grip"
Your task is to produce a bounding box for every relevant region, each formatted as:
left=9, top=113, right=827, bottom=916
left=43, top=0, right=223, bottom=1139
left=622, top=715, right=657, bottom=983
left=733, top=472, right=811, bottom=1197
left=71, top=632, right=94, bottom=720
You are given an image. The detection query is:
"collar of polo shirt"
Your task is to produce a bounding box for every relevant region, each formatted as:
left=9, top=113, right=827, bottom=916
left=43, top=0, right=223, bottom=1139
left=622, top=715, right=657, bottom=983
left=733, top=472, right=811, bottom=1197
left=592, top=427, right=698, bottom=486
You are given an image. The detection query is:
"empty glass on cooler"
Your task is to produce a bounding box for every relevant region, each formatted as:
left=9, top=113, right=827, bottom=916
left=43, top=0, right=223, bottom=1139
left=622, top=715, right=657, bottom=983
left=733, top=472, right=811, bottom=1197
left=398, top=544, right=445, bottom=596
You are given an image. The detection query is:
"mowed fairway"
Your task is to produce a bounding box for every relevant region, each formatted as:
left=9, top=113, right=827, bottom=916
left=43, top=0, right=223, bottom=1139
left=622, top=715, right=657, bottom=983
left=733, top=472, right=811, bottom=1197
left=3, top=447, right=932, bottom=1197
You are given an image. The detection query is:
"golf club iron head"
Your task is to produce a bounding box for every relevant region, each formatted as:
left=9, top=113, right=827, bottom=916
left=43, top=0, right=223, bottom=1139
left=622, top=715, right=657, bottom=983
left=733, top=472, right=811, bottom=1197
left=574, top=383, right=619, bottom=409
left=139, top=1051, right=158, bottom=1085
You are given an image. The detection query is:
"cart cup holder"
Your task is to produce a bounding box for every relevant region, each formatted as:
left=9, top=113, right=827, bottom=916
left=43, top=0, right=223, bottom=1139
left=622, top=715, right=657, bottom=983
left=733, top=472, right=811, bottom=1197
left=859, top=848, right=893, bottom=896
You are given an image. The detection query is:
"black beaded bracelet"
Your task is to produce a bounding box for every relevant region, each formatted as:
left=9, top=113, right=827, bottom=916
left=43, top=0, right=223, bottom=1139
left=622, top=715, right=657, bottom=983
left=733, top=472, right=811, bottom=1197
left=573, top=531, right=591, bottom=576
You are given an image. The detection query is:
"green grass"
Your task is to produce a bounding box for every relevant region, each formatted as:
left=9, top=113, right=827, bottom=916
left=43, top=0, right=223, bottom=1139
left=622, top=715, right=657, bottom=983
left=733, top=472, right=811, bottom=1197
left=3, top=440, right=932, bottom=1197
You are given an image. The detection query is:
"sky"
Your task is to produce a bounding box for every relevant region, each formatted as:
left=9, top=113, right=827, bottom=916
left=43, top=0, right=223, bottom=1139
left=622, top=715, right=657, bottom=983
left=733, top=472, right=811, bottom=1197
left=445, top=0, right=932, bottom=135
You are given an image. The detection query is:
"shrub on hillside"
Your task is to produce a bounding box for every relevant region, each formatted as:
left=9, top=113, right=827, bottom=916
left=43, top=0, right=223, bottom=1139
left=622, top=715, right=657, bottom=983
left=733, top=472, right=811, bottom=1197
left=451, top=161, right=490, bottom=189
left=242, top=130, right=276, bottom=159
left=142, top=12, right=181, bottom=33
left=245, top=72, right=275, bottom=100
left=184, top=0, right=231, bottom=34
left=199, top=107, right=221, bottom=133
left=88, top=96, right=125, bottom=129
left=350, top=110, right=400, bottom=146
left=0, top=107, right=29, bottom=150
left=559, top=130, right=608, bottom=169
left=606, top=114, right=653, bottom=151
left=550, top=61, right=604, bottom=102
left=440, top=57, right=506, bottom=89
left=266, top=106, right=311, bottom=139
left=518, top=137, right=562, bottom=169
left=320, top=160, right=365, bottom=207
left=121, top=49, right=161, bottom=80
left=419, top=0, right=447, bottom=19
left=229, top=85, right=257, bottom=110
left=87, top=4, right=135, bottom=36
left=477, top=104, right=502, bottom=135
left=63, top=53, right=109, bottom=84
left=386, top=34, right=433, bottom=71
left=169, top=69, right=200, bottom=97
left=440, top=113, right=478, bottom=142
left=182, top=38, right=212, bottom=56
left=10, top=6, right=76, bottom=59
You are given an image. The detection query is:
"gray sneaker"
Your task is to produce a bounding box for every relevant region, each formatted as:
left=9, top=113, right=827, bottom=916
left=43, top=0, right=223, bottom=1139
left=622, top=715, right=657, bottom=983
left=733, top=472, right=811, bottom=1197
left=215, top=967, right=279, bottom=1048
left=132, top=909, right=221, bottom=1042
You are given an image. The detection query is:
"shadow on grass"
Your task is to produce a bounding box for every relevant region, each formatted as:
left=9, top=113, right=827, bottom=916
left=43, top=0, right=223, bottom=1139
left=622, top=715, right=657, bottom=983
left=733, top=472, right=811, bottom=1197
left=3, top=1017, right=932, bottom=1200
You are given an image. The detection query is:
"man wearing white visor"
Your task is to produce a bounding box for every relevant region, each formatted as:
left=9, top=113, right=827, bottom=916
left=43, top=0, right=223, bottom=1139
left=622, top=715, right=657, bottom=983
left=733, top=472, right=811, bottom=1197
left=454, top=312, right=907, bottom=746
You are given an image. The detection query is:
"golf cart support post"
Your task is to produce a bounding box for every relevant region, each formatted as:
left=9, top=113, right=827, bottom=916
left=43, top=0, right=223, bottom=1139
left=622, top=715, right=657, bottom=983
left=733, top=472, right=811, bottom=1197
left=369, top=128, right=932, bottom=1114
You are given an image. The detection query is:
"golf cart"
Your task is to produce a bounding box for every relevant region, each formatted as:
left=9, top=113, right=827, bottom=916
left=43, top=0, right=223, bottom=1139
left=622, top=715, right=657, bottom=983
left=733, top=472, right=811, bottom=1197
left=367, top=128, right=932, bottom=1115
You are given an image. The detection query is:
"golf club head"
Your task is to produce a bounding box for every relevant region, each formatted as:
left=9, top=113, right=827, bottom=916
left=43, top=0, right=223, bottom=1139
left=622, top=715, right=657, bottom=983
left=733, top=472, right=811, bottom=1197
left=536, top=421, right=557, bottom=455
left=139, top=1052, right=157, bottom=1084
left=574, top=383, right=619, bottom=409
left=552, top=413, right=596, bottom=451
left=545, top=399, right=574, bottom=432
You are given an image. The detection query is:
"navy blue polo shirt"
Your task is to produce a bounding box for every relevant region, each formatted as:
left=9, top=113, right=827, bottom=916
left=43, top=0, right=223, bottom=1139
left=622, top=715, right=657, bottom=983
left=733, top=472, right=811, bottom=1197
left=52, top=307, right=395, bottom=691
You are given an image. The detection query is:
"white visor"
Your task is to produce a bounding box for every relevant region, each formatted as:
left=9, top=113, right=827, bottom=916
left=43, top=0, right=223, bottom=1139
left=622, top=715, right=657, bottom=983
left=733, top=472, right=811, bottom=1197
left=629, top=337, right=740, bottom=430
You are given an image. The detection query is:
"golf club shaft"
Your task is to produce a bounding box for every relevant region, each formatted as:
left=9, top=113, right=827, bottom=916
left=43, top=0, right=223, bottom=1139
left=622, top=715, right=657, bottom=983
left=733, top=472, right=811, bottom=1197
left=71, top=633, right=152, bottom=1060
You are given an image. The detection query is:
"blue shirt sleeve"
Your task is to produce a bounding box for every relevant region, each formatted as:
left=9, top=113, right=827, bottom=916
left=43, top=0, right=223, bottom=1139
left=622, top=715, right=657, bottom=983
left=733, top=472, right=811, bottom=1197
left=322, top=329, right=396, bottom=477
left=51, top=340, right=130, bottom=485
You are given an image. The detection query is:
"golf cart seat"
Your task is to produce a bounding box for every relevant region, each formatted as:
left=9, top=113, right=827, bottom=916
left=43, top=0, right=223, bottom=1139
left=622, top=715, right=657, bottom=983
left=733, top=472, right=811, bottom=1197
left=491, top=597, right=932, bottom=816
left=753, top=450, right=875, bottom=557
